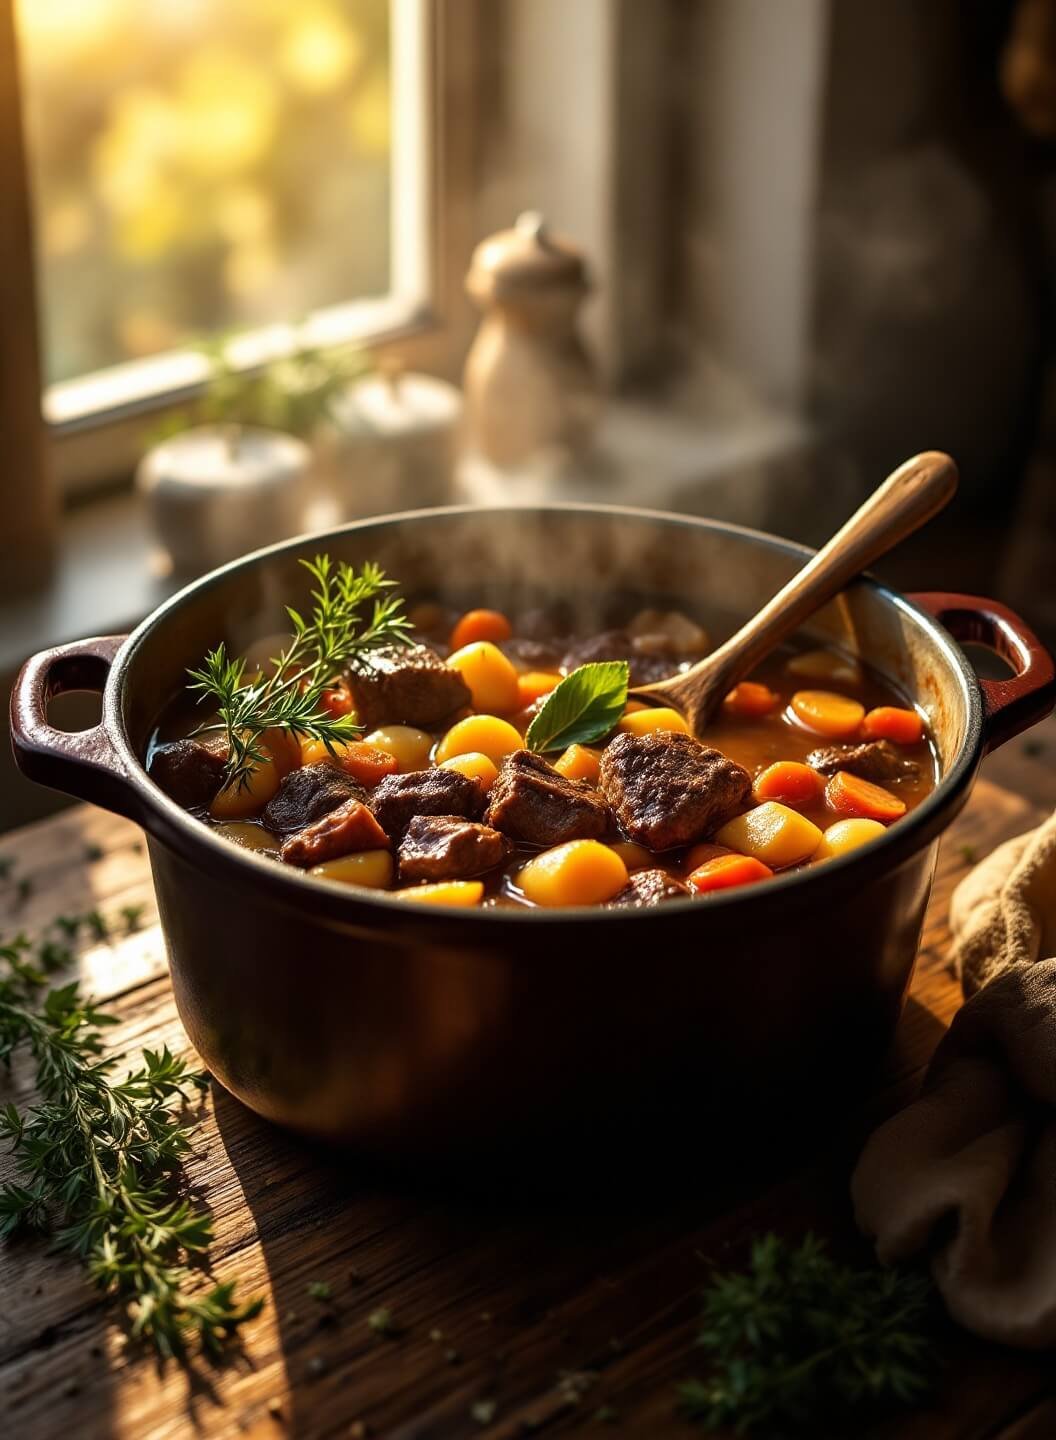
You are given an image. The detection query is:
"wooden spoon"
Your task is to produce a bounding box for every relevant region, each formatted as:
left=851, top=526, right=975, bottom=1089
left=628, top=450, right=959, bottom=735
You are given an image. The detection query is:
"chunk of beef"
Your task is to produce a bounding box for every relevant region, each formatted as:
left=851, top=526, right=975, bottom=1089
left=370, top=768, right=485, bottom=840
left=598, top=731, right=751, bottom=851
left=281, top=799, right=389, bottom=868
left=560, top=630, right=680, bottom=686
left=485, top=750, right=611, bottom=847
left=806, top=738, right=919, bottom=783
left=148, top=736, right=227, bottom=808
left=398, top=815, right=512, bottom=882
left=345, top=644, right=470, bottom=729
left=607, top=868, right=691, bottom=907
left=262, top=762, right=365, bottom=836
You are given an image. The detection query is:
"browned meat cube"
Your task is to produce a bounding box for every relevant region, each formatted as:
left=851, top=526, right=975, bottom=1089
left=370, top=768, right=486, bottom=839
left=598, top=732, right=751, bottom=851
left=607, top=868, right=691, bottom=907
left=281, top=799, right=390, bottom=868
left=484, top=750, right=611, bottom=847
left=345, top=644, right=470, bottom=729
left=560, top=630, right=679, bottom=686
left=148, top=736, right=228, bottom=808
left=806, top=738, right=919, bottom=783
left=398, top=815, right=512, bottom=882
left=262, top=762, right=365, bottom=836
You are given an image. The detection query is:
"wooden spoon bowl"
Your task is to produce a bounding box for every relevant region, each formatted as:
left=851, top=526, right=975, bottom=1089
left=629, top=450, right=960, bottom=735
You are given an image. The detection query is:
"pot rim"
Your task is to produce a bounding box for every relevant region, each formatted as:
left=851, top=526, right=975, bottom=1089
left=105, top=502, right=984, bottom=926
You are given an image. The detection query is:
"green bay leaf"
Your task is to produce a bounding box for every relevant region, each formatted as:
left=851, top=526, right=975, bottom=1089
left=525, top=660, right=629, bottom=754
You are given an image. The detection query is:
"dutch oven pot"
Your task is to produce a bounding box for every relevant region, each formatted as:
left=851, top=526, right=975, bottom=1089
left=10, top=507, right=1056, bottom=1155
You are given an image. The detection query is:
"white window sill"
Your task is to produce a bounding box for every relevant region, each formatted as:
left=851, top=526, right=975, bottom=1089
left=1, top=400, right=818, bottom=678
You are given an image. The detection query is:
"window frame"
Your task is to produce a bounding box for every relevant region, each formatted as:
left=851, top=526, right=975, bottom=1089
left=12, top=0, right=481, bottom=498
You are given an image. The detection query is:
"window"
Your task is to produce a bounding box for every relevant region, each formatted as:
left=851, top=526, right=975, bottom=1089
left=8, top=0, right=476, bottom=491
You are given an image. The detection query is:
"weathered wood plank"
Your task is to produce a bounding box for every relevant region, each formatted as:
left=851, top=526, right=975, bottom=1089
left=0, top=755, right=1052, bottom=1439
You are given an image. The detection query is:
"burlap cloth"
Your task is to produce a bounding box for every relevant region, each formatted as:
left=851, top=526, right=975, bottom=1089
left=852, top=811, right=1056, bottom=1347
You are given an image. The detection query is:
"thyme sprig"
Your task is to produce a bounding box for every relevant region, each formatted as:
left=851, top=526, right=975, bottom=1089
left=188, top=554, right=412, bottom=790
left=677, top=1233, right=934, bottom=1433
left=0, top=934, right=262, bottom=1358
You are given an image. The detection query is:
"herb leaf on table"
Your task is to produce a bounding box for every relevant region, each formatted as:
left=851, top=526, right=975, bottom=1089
left=677, top=1233, right=934, bottom=1434
left=188, top=554, right=413, bottom=792
left=525, top=661, right=630, bottom=754
left=0, top=934, right=263, bottom=1359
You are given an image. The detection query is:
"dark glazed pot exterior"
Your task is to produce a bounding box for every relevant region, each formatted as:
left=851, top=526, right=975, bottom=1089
left=10, top=507, right=1056, bottom=1153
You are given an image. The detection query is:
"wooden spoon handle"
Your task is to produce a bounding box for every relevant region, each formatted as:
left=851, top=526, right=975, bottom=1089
left=652, top=450, right=958, bottom=724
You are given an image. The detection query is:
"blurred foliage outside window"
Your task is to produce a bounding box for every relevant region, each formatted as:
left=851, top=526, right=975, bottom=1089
left=16, top=0, right=392, bottom=388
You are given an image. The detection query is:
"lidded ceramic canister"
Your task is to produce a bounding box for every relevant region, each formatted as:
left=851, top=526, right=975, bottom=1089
left=463, top=211, right=601, bottom=469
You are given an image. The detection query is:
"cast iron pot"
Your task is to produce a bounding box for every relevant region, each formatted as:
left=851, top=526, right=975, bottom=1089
left=10, top=507, right=1056, bottom=1154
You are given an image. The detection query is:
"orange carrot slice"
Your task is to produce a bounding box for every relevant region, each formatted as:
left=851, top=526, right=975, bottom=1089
left=319, top=680, right=355, bottom=718
left=449, top=608, right=513, bottom=650
left=752, top=760, right=824, bottom=806
left=723, top=681, right=779, bottom=718
left=789, top=690, right=865, bottom=738
left=825, top=770, right=906, bottom=822
left=687, top=854, right=774, bottom=894
left=860, top=705, right=923, bottom=745
left=517, top=670, right=563, bottom=707
left=331, top=742, right=399, bottom=787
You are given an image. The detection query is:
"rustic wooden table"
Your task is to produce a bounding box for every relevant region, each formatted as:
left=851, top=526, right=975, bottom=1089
left=3, top=722, right=1056, bottom=1440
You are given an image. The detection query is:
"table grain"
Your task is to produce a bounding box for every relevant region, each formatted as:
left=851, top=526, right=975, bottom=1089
left=2, top=720, right=1056, bottom=1440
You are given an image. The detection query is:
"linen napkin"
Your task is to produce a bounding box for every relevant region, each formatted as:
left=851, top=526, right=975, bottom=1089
left=852, top=810, right=1056, bottom=1347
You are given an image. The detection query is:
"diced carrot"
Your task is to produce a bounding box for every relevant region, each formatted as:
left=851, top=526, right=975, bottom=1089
left=319, top=681, right=355, bottom=718
left=449, top=608, right=513, bottom=650
left=299, top=739, right=399, bottom=786
left=860, top=705, right=923, bottom=746
left=789, top=690, right=865, bottom=739
left=684, top=841, right=733, bottom=873
left=723, top=682, right=779, bottom=718
left=825, top=770, right=906, bottom=822
left=517, top=670, right=563, bottom=707
left=688, top=854, right=774, bottom=894
left=752, top=760, right=824, bottom=807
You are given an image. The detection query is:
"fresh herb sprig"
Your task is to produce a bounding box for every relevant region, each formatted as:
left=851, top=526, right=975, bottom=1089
left=525, top=661, right=630, bottom=754
left=0, top=934, right=262, bottom=1358
left=677, top=1234, right=934, bottom=1434
left=188, top=555, right=412, bottom=791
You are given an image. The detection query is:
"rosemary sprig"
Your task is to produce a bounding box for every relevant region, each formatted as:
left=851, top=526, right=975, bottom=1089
left=0, top=935, right=262, bottom=1358
left=677, top=1234, right=934, bottom=1433
left=188, top=554, right=412, bottom=791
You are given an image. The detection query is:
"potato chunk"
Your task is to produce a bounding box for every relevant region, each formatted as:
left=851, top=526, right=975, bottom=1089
left=813, top=818, right=886, bottom=860
left=715, top=801, right=823, bottom=869
left=517, top=840, right=628, bottom=908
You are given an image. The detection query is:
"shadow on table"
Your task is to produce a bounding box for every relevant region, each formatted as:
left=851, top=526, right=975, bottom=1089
left=212, top=1003, right=947, bottom=1438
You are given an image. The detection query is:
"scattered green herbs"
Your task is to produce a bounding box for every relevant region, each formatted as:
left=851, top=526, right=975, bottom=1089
left=676, top=1234, right=934, bottom=1434
left=367, top=1306, right=398, bottom=1338
left=0, top=857, right=13, bottom=882
left=188, top=555, right=413, bottom=792
left=120, top=904, right=145, bottom=935
left=525, top=661, right=630, bottom=755
left=86, top=909, right=110, bottom=942
left=593, top=1405, right=619, bottom=1425
left=470, top=1399, right=498, bottom=1426
left=15, top=878, right=33, bottom=904
left=307, top=1281, right=333, bottom=1302
left=0, top=931, right=263, bottom=1359
left=958, top=844, right=978, bottom=867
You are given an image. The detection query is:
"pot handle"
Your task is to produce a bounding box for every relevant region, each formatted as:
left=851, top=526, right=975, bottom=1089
left=9, top=635, right=143, bottom=821
left=908, top=593, right=1056, bottom=752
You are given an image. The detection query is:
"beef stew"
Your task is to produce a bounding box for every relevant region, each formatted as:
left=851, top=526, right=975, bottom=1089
left=147, top=582, right=937, bottom=910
